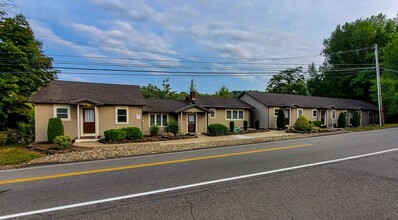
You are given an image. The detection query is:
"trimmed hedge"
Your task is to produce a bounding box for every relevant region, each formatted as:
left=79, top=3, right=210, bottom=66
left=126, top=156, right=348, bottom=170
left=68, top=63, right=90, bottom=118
left=352, top=112, right=360, bottom=127
left=337, top=112, right=347, bottom=128
left=277, top=109, right=286, bottom=129
left=229, top=121, right=235, bottom=132
left=255, top=120, right=260, bottom=130
left=208, top=123, right=228, bottom=136
left=53, top=135, right=72, bottom=150
left=312, top=120, right=322, bottom=127
left=294, top=116, right=312, bottom=131
left=122, top=127, right=143, bottom=140
left=47, top=118, right=64, bottom=143
left=164, top=120, right=179, bottom=135
left=150, top=125, right=160, bottom=136
left=104, top=129, right=127, bottom=141
left=243, top=120, right=248, bottom=130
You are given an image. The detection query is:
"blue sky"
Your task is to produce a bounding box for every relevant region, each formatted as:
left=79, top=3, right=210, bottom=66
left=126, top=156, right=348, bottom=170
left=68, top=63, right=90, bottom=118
left=13, top=0, right=398, bottom=93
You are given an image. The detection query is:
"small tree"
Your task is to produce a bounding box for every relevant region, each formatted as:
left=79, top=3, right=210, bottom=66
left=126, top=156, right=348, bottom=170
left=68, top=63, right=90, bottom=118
left=255, top=120, right=260, bottom=130
left=47, top=118, right=64, bottom=143
left=352, top=112, right=360, bottom=127
left=243, top=120, right=248, bottom=130
left=150, top=125, right=160, bottom=136
left=164, top=120, right=179, bottom=134
left=294, top=116, right=312, bottom=131
left=277, top=109, right=286, bottom=129
left=229, top=121, right=235, bottom=132
left=337, top=112, right=347, bottom=128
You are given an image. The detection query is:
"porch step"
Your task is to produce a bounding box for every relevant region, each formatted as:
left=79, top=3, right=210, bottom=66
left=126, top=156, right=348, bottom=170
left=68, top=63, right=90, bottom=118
left=75, top=138, right=99, bottom=143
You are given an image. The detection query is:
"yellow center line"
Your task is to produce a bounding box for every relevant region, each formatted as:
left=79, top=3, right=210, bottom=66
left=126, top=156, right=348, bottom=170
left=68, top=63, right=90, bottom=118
left=0, top=143, right=314, bottom=185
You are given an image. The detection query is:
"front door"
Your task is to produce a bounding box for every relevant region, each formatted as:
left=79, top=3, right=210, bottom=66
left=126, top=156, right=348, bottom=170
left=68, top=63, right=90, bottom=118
left=83, top=109, right=95, bottom=134
left=320, top=110, right=326, bottom=125
left=187, top=114, right=196, bottom=132
left=284, top=109, right=290, bottom=125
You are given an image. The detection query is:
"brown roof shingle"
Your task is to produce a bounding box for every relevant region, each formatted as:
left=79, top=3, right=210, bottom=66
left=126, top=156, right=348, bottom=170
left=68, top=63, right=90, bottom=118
left=242, top=91, right=377, bottom=111
left=28, top=80, right=146, bottom=106
left=143, top=99, right=190, bottom=113
left=194, top=96, right=253, bottom=109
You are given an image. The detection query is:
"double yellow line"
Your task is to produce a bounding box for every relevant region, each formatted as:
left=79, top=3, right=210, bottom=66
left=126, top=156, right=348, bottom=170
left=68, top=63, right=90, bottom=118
left=0, top=143, right=313, bottom=185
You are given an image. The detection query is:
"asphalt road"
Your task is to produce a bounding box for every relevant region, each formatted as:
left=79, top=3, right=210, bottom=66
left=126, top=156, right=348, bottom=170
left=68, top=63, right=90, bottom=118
left=0, top=128, right=397, bottom=219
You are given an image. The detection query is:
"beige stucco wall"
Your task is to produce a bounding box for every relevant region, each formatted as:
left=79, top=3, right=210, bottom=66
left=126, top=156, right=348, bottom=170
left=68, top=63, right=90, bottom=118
left=141, top=113, right=177, bottom=135
left=207, top=109, right=250, bottom=128
left=98, top=106, right=143, bottom=135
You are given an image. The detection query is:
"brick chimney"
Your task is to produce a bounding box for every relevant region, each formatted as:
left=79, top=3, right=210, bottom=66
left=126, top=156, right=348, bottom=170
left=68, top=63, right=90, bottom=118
left=189, top=91, right=197, bottom=103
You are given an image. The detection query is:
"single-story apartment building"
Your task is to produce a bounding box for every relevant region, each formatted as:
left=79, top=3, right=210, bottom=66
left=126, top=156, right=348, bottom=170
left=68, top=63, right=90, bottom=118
left=239, top=91, right=378, bottom=129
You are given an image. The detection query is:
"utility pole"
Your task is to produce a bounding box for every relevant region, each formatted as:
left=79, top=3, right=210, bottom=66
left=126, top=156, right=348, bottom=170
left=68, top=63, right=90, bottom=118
left=375, top=44, right=384, bottom=126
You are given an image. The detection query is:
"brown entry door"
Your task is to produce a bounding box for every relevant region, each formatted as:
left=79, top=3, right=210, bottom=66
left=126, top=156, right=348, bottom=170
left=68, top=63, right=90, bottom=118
left=83, top=109, right=95, bottom=134
left=188, top=114, right=196, bottom=132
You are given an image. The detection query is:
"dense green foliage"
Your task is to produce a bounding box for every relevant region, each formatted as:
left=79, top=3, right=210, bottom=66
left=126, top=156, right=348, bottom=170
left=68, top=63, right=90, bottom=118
left=47, top=118, right=64, bottom=143
left=294, top=116, right=312, bottom=131
left=352, top=112, right=361, bottom=127
left=0, top=14, right=57, bottom=130
left=337, top=112, right=347, bottom=128
left=164, top=120, right=179, bottom=135
left=122, top=127, right=143, bottom=140
left=311, top=120, right=322, bottom=127
left=207, top=123, right=228, bottom=136
left=243, top=120, right=248, bottom=130
left=53, top=135, right=72, bottom=150
left=215, top=86, right=233, bottom=98
left=266, top=67, right=307, bottom=95
left=277, top=109, right=286, bottom=129
left=104, top=129, right=127, bottom=141
left=150, top=125, right=159, bottom=136
left=254, top=120, right=260, bottom=130
left=229, top=121, right=234, bottom=132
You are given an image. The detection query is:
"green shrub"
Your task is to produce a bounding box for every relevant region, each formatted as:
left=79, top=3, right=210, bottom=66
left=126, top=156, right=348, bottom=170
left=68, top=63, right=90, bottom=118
left=47, top=118, right=64, bottom=143
left=164, top=120, right=179, bottom=134
left=122, top=127, right=143, bottom=140
left=277, top=109, right=286, bottom=129
left=352, top=112, right=360, bottom=127
left=294, top=116, right=312, bottom=131
left=312, top=120, right=322, bottom=127
left=338, top=112, right=347, bottom=128
left=208, top=123, right=228, bottom=136
left=150, top=125, right=160, bottom=136
left=255, top=120, right=260, bottom=130
left=104, top=129, right=127, bottom=141
left=229, top=121, right=235, bottom=132
left=243, top=120, right=248, bottom=130
left=53, top=135, right=72, bottom=150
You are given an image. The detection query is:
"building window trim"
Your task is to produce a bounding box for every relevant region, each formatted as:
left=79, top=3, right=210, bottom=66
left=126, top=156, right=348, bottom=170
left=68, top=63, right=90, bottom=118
left=209, top=108, right=216, bottom=119
left=274, top=108, right=279, bottom=117
left=53, top=105, right=70, bottom=121
left=332, top=110, right=336, bottom=119
left=149, top=114, right=168, bottom=127
left=225, top=109, right=244, bottom=120
left=312, top=109, right=317, bottom=117
left=297, top=108, right=303, bottom=118
left=115, top=106, right=129, bottom=124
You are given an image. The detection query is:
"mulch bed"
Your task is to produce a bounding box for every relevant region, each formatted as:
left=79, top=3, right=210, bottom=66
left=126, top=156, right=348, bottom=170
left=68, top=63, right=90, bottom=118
left=202, top=129, right=270, bottom=136
left=27, top=143, right=90, bottom=155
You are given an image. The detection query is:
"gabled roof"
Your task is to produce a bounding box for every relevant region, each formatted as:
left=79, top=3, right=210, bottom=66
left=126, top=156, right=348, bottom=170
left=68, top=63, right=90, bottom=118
left=143, top=99, right=190, bottom=113
left=194, top=96, right=253, bottom=109
left=173, top=104, right=211, bottom=113
left=241, top=91, right=378, bottom=111
left=29, top=80, right=146, bottom=106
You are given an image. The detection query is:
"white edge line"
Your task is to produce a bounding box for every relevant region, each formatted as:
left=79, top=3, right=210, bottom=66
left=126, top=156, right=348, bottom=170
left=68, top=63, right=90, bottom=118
left=1, top=147, right=398, bottom=220
left=2, top=128, right=394, bottom=173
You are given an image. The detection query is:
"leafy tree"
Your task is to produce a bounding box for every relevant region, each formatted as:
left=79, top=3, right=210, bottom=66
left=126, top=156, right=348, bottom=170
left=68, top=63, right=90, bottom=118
left=277, top=109, right=286, bottom=129
left=214, top=86, right=233, bottom=98
left=190, top=79, right=197, bottom=92
left=370, top=75, right=398, bottom=117
left=337, top=112, right=347, bottom=128
left=0, top=14, right=57, bottom=130
left=266, top=67, right=307, bottom=95
left=352, top=112, right=361, bottom=127
left=141, top=78, right=178, bottom=99
left=306, top=63, right=326, bottom=96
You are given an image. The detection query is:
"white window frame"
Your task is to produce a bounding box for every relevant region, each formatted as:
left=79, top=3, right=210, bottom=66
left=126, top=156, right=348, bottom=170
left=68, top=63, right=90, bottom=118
left=149, top=114, right=168, bottom=127
left=225, top=109, right=244, bottom=120
left=332, top=110, right=336, bottom=119
left=297, top=108, right=303, bottom=118
left=274, top=108, right=279, bottom=117
left=53, top=105, right=70, bottom=121
left=209, top=108, right=216, bottom=119
left=312, top=109, right=317, bottom=117
left=115, top=106, right=129, bottom=124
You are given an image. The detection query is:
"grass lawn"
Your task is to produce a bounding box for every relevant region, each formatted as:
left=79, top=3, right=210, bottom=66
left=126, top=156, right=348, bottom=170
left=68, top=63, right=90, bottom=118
left=0, top=145, right=43, bottom=165
left=346, top=123, right=398, bottom=132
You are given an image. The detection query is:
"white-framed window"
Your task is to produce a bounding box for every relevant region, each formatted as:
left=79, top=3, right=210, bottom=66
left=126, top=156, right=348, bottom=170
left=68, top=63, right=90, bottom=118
left=274, top=108, right=279, bottom=117
left=226, top=110, right=244, bottom=120
left=297, top=109, right=303, bottom=118
left=332, top=110, right=336, bottom=119
left=209, top=108, right=216, bottom=119
left=115, top=107, right=129, bottom=124
left=312, top=109, right=317, bottom=117
left=150, top=114, right=168, bottom=126
left=53, top=105, right=70, bottom=121
left=368, top=112, right=372, bottom=118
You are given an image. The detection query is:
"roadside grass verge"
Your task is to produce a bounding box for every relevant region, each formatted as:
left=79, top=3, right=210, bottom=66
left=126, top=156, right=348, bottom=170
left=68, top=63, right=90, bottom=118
left=346, top=123, right=398, bottom=132
left=0, top=145, right=43, bottom=165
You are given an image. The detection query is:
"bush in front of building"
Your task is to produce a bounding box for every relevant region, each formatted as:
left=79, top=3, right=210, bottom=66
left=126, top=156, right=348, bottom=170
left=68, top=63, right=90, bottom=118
left=277, top=109, right=286, bottom=129
left=338, top=112, right=347, bottom=128
left=164, top=120, right=179, bottom=135
left=244, top=120, right=248, bottom=130
left=255, top=120, right=260, bottom=130
left=293, top=116, right=312, bottom=131
left=47, top=118, right=64, bottom=143
left=53, top=135, right=72, bottom=150
left=122, top=127, right=143, bottom=140
left=352, top=112, right=360, bottom=127
left=229, top=121, right=235, bottom=132
left=104, top=129, right=127, bottom=141
left=312, top=120, right=322, bottom=127
left=208, top=123, right=228, bottom=136
left=150, top=125, right=160, bottom=136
